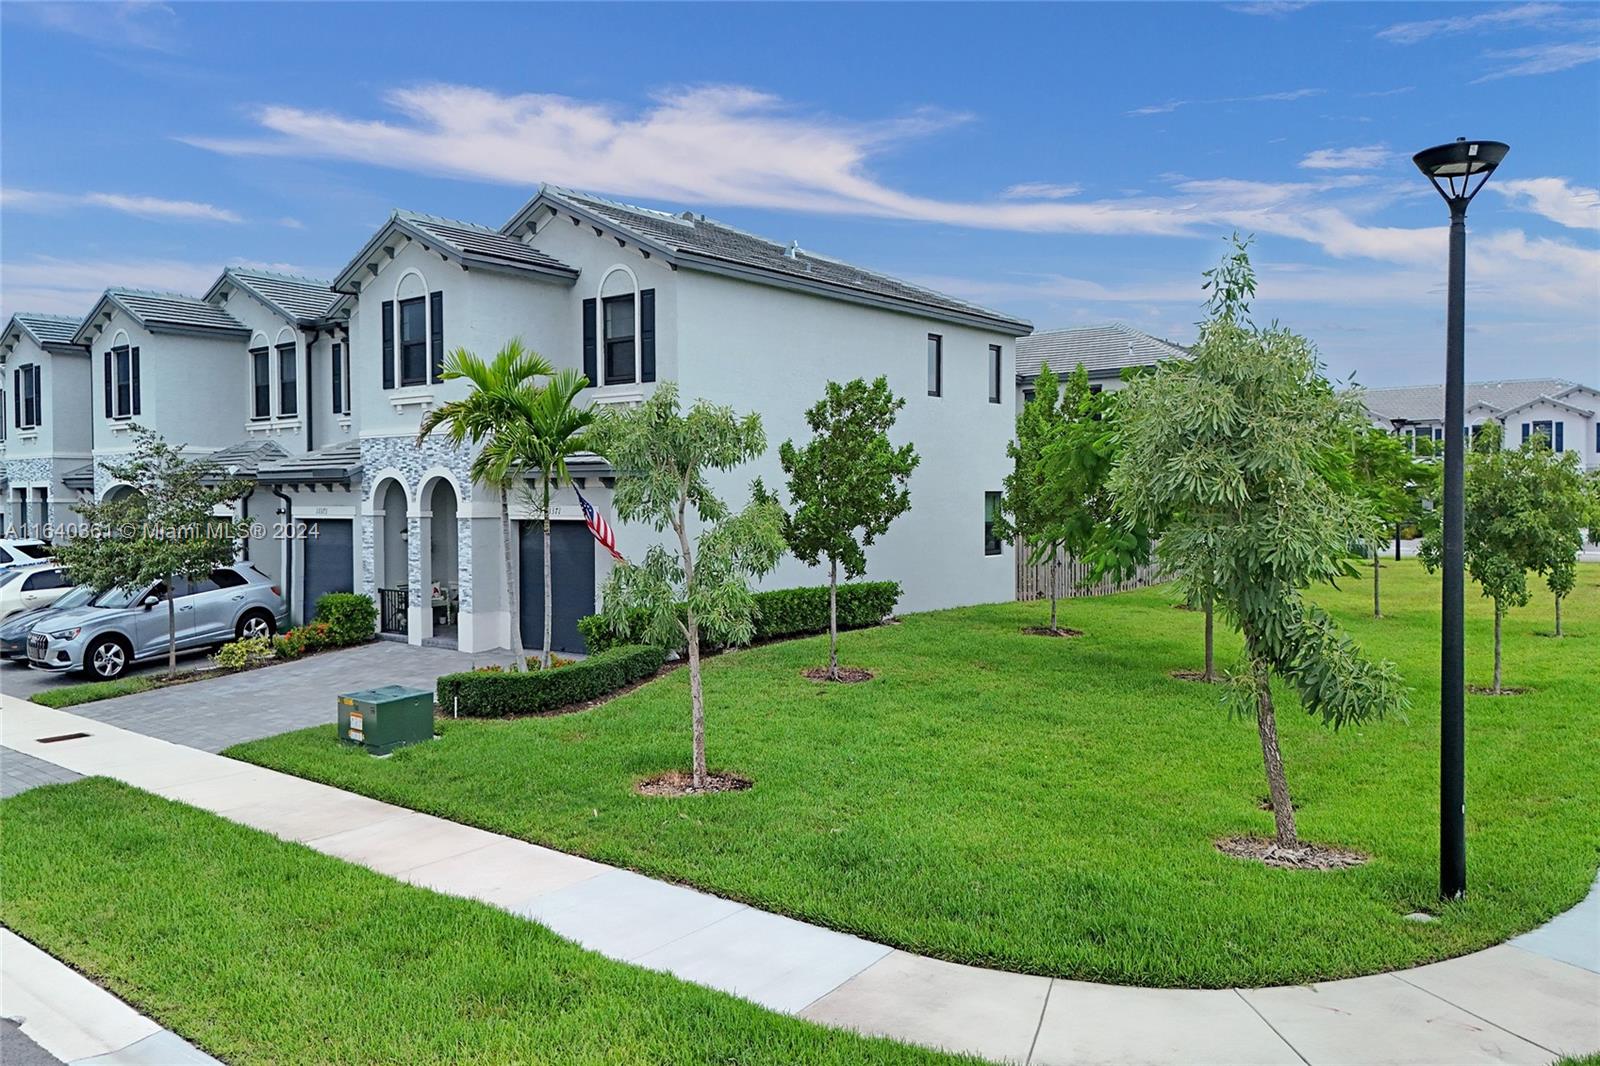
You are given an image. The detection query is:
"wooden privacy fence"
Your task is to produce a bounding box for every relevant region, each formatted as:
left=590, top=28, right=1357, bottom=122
left=1015, top=542, right=1166, bottom=601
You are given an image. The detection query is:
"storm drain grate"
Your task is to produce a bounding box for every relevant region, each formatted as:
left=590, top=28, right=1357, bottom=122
left=36, top=733, right=91, bottom=744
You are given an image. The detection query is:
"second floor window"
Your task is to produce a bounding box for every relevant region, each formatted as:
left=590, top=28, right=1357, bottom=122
left=603, top=295, right=635, bottom=385
left=250, top=347, right=271, bottom=419
left=984, top=491, right=1002, bottom=555
left=332, top=342, right=350, bottom=416
left=114, top=346, right=133, bottom=418
left=928, top=334, right=942, bottom=397
left=14, top=364, right=42, bottom=429
left=399, top=296, right=427, bottom=386
left=988, top=345, right=1002, bottom=404
left=277, top=343, right=298, bottom=417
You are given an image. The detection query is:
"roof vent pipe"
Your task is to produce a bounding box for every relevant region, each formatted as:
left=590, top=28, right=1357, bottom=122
left=786, top=240, right=800, bottom=259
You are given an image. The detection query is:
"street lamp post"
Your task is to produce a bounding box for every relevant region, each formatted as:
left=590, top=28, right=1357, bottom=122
left=1413, top=137, right=1509, bottom=901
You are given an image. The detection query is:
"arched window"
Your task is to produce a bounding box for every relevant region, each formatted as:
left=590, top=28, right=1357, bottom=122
left=599, top=266, right=638, bottom=386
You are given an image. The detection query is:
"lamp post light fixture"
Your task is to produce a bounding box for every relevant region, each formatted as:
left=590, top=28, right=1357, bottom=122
left=1413, top=137, right=1509, bottom=901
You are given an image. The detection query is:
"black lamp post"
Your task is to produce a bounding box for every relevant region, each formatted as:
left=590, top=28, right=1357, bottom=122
left=1413, top=137, right=1509, bottom=901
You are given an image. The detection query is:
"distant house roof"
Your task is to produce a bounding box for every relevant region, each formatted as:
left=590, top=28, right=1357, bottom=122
left=332, top=209, right=579, bottom=292
left=73, top=288, right=249, bottom=345
left=1361, top=379, right=1592, bottom=424
left=1016, top=323, right=1189, bottom=382
left=198, top=439, right=290, bottom=481
left=504, top=185, right=1031, bottom=335
left=206, top=267, right=339, bottom=325
left=255, top=440, right=363, bottom=487
left=1, top=312, right=87, bottom=356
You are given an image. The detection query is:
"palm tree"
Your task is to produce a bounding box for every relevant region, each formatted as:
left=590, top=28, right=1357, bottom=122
left=506, top=368, right=599, bottom=668
left=417, top=339, right=553, bottom=672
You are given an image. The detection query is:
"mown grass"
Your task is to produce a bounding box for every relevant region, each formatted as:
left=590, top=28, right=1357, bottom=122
left=0, top=778, right=968, bottom=1065
left=230, top=560, right=1600, bottom=988
left=29, top=675, right=158, bottom=707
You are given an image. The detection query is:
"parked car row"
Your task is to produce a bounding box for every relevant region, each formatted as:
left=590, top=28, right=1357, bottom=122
left=0, top=538, right=54, bottom=571
left=2, top=563, right=288, bottom=680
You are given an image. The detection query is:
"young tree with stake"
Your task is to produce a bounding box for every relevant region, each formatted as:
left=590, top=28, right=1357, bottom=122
left=779, top=376, right=918, bottom=680
left=54, top=427, right=251, bottom=679
left=1351, top=427, right=1426, bottom=618
left=1111, top=238, right=1408, bottom=850
left=594, top=384, right=787, bottom=791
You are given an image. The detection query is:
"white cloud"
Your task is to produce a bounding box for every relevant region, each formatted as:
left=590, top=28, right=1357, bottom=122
left=1225, top=1, right=1314, bottom=16
left=1493, top=177, right=1600, bottom=230
left=1298, top=145, right=1389, bottom=170
left=1474, top=39, right=1600, bottom=80
left=1001, top=182, right=1083, bottom=200
left=1377, top=3, right=1565, bottom=44
left=1127, top=87, right=1323, bottom=116
left=6, top=1, right=179, bottom=52
left=0, top=256, right=315, bottom=319
left=3, top=187, right=242, bottom=222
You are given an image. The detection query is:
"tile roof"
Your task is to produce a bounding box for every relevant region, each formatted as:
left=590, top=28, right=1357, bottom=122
left=1361, top=379, right=1590, bottom=423
left=218, top=268, right=339, bottom=323
left=76, top=289, right=248, bottom=341
left=1016, top=323, right=1189, bottom=381
left=7, top=313, right=85, bottom=349
left=527, top=186, right=1030, bottom=332
left=62, top=463, right=95, bottom=491
left=394, top=210, right=577, bottom=276
left=255, top=440, right=363, bottom=486
left=199, top=439, right=290, bottom=481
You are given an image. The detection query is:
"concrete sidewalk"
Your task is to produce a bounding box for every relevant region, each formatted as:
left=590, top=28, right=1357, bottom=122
left=3, top=694, right=1596, bottom=1066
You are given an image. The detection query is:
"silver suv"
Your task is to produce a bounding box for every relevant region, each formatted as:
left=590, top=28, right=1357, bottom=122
left=28, top=564, right=288, bottom=680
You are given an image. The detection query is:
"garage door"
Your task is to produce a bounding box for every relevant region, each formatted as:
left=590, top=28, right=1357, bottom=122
left=303, top=518, right=354, bottom=621
left=519, top=521, right=596, bottom=655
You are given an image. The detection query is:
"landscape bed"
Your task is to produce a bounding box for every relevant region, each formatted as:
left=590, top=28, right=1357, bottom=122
left=0, top=778, right=967, bottom=1066
left=228, top=560, right=1600, bottom=988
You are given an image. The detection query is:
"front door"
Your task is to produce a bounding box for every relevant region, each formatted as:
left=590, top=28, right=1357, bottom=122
left=302, top=519, right=354, bottom=622
left=519, top=521, right=596, bottom=655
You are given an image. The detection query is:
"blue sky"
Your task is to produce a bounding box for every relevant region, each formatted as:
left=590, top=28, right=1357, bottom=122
left=3, top=1, right=1596, bottom=387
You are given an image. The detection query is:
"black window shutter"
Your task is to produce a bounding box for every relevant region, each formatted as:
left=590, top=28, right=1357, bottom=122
left=131, top=347, right=141, bottom=416
left=11, top=369, right=19, bottom=427
left=582, top=298, right=597, bottom=388
left=332, top=343, right=343, bottom=415
left=381, top=301, right=395, bottom=389
left=639, top=289, right=656, bottom=383
left=104, top=352, right=113, bottom=417
left=31, top=367, right=43, bottom=427
left=429, top=291, right=444, bottom=382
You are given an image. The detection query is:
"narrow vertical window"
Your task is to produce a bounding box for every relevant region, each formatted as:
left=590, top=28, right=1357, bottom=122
left=277, top=342, right=298, bottom=416
left=332, top=342, right=347, bottom=415
left=114, top=346, right=132, bottom=418
left=988, top=344, right=1002, bottom=404
left=603, top=294, right=636, bottom=385
left=927, top=334, right=942, bottom=397
left=250, top=347, right=271, bottom=419
left=399, top=296, right=427, bottom=386
left=984, top=491, right=1002, bottom=556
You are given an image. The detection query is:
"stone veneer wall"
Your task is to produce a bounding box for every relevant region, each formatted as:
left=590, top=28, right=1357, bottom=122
left=358, top=433, right=479, bottom=617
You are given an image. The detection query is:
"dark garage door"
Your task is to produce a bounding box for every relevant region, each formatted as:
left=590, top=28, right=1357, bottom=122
left=520, top=521, right=596, bottom=655
left=303, top=518, right=354, bottom=622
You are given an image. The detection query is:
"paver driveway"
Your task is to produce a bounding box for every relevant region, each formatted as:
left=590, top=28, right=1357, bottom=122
left=20, top=640, right=516, bottom=752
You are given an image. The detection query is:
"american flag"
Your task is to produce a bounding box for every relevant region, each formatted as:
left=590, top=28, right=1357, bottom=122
left=576, top=489, right=624, bottom=562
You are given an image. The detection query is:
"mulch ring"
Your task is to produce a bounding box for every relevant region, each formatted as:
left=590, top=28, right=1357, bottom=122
left=802, top=666, right=875, bottom=683
left=1468, top=685, right=1530, bottom=696
left=1021, top=626, right=1084, bottom=638
left=635, top=770, right=753, bottom=798
left=1215, top=835, right=1368, bottom=871
left=1169, top=670, right=1222, bottom=683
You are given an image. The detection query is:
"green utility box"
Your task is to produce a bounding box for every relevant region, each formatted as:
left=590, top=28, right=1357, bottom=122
left=337, top=685, right=434, bottom=755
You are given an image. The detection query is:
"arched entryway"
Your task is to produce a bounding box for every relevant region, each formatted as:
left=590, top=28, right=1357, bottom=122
left=418, top=475, right=461, bottom=646
left=371, top=476, right=410, bottom=635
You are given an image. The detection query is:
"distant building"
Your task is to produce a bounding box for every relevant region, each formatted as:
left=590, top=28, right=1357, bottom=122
left=1015, top=322, right=1188, bottom=409
left=1362, top=378, right=1600, bottom=471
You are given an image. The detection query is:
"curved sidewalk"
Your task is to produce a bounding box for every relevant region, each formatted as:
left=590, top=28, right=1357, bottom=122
left=3, top=694, right=1596, bottom=1066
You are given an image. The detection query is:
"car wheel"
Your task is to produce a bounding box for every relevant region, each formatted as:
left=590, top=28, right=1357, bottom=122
left=237, top=610, right=275, bottom=641
left=85, top=636, right=130, bottom=680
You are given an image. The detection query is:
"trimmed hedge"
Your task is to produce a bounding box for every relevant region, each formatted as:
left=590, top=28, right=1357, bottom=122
left=578, top=580, right=901, bottom=655
left=435, top=644, right=666, bottom=718
left=312, top=592, right=378, bottom=644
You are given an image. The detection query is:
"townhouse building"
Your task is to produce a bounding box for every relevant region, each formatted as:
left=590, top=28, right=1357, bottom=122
left=1, top=314, right=93, bottom=539
left=1364, top=378, right=1600, bottom=471
left=1015, top=322, right=1188, bottom=409
left=2, top=184, right=1030, bottom=656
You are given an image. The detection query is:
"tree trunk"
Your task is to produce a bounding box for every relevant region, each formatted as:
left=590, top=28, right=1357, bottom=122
left=165, top=572, right=177, bottom=679
left=1372, top=548, right=1381, bottom=618
left=1048, top=553, right=1059, bottom=632
left=541, top=480, right=553, bottom=670
left=1252, top=654, right=1297, bottom=847
left=827, top=556, right=840, bottom=681
left=1202, top=593, right=1215, bottom=682
left=1394, top=522, right=1401, bottom=562
left=1554, top=594, right=1563, bottom=638
left=673, top=502, right=707, bottom=790
left=502, top=489, right=525, bottom=672
left=1493, top=604, right=1503, bottom=694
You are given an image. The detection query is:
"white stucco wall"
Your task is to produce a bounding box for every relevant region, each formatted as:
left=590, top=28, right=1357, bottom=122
left=1503, top=401, right=1597, bottom=471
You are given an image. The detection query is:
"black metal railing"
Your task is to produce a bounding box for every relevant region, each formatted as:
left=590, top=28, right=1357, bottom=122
left=379, top=587, right=409, bottom=634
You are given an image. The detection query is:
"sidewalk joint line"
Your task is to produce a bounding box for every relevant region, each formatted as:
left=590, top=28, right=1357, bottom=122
left=623, top=901, right=750, bottom=963
left=1234, top=988, right=1311, bottom=1066
left=1390, top=972, right=1557, bottom=1055
left=1025, top=977, right=1052, bottom=1065
left=791, top=946, right=894, bottom=1014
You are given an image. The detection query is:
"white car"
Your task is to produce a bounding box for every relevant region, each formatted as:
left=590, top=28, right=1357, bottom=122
left=0, top=564, right=74, bottom=622
left=0, top=539, right=53, bottom=571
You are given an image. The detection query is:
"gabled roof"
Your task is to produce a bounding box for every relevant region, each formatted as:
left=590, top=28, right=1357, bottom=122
left=62, top=462, right=95, bottom=491
left=1016, top=323, right=1188, bottom=381
left=205, top=267, right=339, bottom=325
left=1493, top=394, right=1599, bottom=421
left=1362, top=378, right=1589, bottom=424
left=2, top=312, right=87, bottom=356
left=255, top=439, right=362, bottom=487
left=72, top=288, right=249, bottom=345
left=331, top=209, right=579, bottom=293
left=505, top=185, right=1031, bottom=335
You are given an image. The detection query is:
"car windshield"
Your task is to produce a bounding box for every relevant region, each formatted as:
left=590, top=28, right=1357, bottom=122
left=16, top=544, right=53, bottom=560
left=0, top=570, right=25, bottom=589
left=91, top=584, right=157, bottom=609
left=51, top=585, right=95, bottom=611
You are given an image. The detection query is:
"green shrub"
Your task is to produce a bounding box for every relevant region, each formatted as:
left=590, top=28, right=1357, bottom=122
left=577, top=581, right=901, bottom=654
left=213, top=636, right=275, bottom=670
left=312, top=593, right=377, bottom=645
left=436, top=644, right=665, bottom=717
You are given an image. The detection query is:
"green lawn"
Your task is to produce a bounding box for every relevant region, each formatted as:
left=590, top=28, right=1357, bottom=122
left=229, top=560, right=1600, bottom=988
left=29, top=675, right=158, bottom=708
left=0, top=779, right=965, bottom=1065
